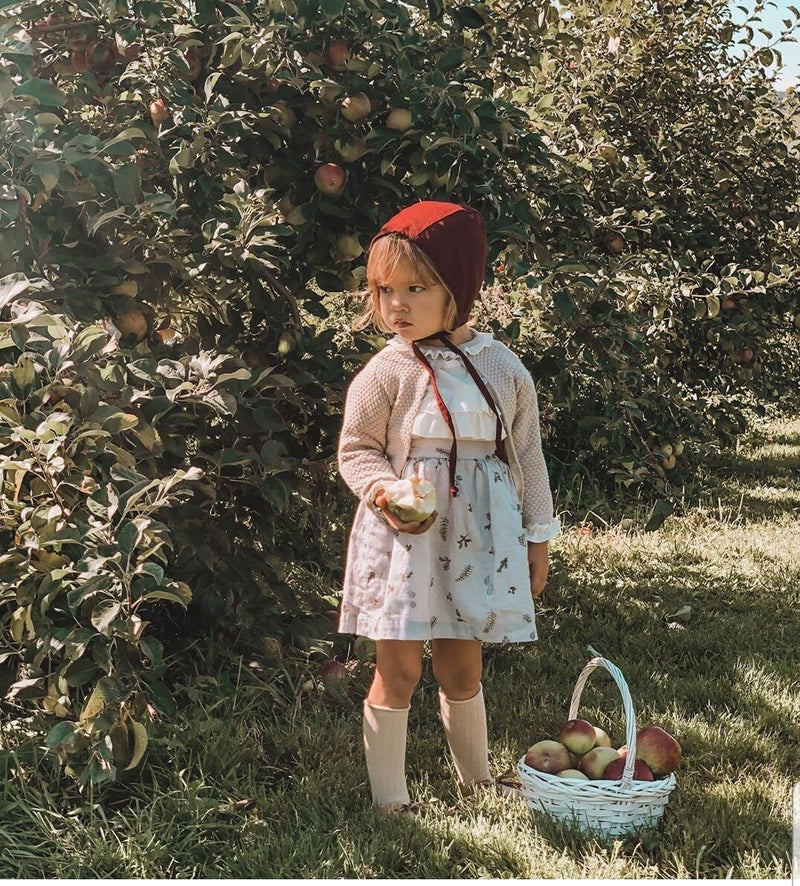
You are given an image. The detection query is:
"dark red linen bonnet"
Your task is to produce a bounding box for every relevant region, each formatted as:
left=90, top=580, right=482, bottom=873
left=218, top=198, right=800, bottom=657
left=369, top=201, right=488, bottom=328
left=370, top=201, right=503, bottom=499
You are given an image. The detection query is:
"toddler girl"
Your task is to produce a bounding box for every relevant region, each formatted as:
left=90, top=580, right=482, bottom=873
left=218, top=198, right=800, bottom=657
left=337, top=201, right=560, bottom=813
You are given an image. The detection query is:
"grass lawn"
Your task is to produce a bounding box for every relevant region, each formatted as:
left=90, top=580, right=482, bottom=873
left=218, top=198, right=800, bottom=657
left=2, top=414, right=799, bottom=878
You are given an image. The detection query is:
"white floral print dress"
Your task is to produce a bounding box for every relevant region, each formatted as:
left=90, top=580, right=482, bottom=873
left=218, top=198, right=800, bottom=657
left=339, top=333, right=558, bottom=643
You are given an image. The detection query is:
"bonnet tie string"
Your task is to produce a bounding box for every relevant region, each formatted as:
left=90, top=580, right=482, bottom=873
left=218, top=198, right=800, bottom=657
left=411, top=333, right=505, bottom=498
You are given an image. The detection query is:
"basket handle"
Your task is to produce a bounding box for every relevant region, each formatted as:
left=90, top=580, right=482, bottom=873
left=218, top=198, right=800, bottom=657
left=567, top=655, right=638, bottom=789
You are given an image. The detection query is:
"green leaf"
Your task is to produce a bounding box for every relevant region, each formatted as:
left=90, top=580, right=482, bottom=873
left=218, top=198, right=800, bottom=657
left=45, top=720, right=78, bottom=749
left=113, top=163, right=143, bottom=206
left=141, top=581, right=192, bottom=606
left=320, top=0, right=346, bottom=16
left=13, top=78, right=66, bottom=107
left=91, top=601, right=122, bottom=635
left=118, top=521, right=142, bottom=557
left=63, top=658, right=101, bottom=687
left=32, top=159, right=60, bottom=192
left=438, top=47, right=470, bottom=71
left=644, top=499, right=674, bottom=532
left=125, top=720, right=148, bottom=770
left=553, top=290, right=576, bottom=318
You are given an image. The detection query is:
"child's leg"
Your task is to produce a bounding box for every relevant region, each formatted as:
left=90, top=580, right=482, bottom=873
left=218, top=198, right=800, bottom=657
left=431, top=638, right=491, bottom=788
left=363, top=639, right=424, bottom=811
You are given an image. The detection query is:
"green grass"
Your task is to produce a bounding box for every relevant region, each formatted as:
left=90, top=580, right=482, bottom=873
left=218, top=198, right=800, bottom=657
left=2, top=415, right=799, bottom=878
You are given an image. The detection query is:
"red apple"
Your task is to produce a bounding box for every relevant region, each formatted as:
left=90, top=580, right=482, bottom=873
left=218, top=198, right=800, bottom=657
left=559, top=718, right=596, bottom=755
left=593, top=726, right=612, bottom=748
left=635, top=725, right=682, bottom=777
left=617, top=745, right=628, bottom=759
left=149, top=98, right=169, bottom=127
left=386, top=108, right=412, bottom=131
left=324, top=38, right=350, bottom=71
left=71, top=48, right=89, bottom=71
left=600, top=756, right=654, bottom=781
left=314, top=163, right=346, bottom=196
left=523, top=740, right=571, bottom=775
left=340, top=92, right=371, bottom=122
left=579, top=746, right=620, bottom=779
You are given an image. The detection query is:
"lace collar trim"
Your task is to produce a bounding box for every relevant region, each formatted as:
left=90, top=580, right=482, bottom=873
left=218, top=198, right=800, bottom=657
left=387, top=330, right=493, bottom=359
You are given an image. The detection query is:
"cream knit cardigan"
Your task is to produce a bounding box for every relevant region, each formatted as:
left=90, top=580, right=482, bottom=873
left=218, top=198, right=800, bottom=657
left=338, top=335, right=560, bottom=542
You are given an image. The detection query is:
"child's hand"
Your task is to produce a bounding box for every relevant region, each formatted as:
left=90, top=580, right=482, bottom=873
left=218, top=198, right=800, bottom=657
left=373, top=491, right=438, bottom=535
left=527, top=541, right=549, bottom=598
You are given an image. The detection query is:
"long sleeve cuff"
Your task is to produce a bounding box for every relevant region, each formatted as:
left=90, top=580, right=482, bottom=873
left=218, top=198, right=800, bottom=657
left=524, top=517, right=561, bottom=544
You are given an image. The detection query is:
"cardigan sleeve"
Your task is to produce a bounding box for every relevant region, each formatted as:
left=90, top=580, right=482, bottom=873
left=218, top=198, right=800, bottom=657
left=337, top=361, right=400, bottom=505
left=511, top=362, right=561, bottom=543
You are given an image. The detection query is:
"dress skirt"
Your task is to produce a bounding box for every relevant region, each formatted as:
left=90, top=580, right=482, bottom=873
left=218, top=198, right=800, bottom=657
left=339, top=439, right=537, bottom=643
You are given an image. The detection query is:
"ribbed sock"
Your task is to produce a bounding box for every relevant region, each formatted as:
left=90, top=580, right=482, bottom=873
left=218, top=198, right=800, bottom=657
left=438, top=684, right=492, bottom=787
left=362, top=700, right=411, bottom=810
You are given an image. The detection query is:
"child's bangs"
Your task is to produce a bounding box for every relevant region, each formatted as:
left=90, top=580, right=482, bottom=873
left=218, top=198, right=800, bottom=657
left=367, top=235, right=442, bottom=289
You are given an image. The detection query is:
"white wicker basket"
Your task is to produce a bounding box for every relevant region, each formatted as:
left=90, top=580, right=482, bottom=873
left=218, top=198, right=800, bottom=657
left=517, top=655, right=677, bottom=838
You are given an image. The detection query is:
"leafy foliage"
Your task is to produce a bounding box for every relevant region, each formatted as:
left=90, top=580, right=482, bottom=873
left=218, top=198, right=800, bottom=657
left=1, top=0, right=799, bottom=788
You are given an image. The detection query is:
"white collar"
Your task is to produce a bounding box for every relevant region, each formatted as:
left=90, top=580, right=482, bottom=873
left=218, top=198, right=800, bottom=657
left=386, top=330, right=494, bottom=359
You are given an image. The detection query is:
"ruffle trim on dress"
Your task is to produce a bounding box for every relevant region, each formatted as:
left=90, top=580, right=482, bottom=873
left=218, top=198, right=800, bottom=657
left=524, top=517, right=562, bottom=544
left=387, top=331, right=494, bottom=360
left=412, top=410, right=503, bottom=442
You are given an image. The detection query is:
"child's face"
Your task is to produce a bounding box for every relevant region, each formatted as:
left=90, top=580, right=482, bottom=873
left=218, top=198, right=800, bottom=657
left=377, top=257, right=451, bottom=341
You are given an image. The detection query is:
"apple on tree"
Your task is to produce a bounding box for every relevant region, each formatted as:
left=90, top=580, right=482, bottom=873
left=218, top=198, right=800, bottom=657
left=340, top=92, right=371, bottom=122
left=149, top=98, right=169, bottom=128
left=324, top=38, right=350, bottom=71
left=314, top=163, right=346, bottom=196
left=386, top=108, right=412, bottom=131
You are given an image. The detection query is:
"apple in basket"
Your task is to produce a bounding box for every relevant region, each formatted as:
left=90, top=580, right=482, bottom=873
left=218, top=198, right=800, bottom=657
left=559, top=718, right=596, bottom=755
left=523, top=740, right=571, bottom=774
left=593, top=726, right=613, bottom=748
left=600, top=756, right=654, bottom=781
left=556, top=768, right=589, bottom=780
left=383, top=473, right=437, bottom=523
left=635, top=725, right=682, bottom=776
left=578, top=746, right=620, bottom=779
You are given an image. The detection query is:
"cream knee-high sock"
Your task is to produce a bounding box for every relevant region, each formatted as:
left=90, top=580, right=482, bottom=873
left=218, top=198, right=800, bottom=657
left=438, top=684, right=492, bottom=787
left=362, top=700, right=411, bottom=809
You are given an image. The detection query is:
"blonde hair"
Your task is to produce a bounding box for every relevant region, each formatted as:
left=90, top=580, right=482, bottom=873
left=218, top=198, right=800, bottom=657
left=352, top=234, right=459, bottom=334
